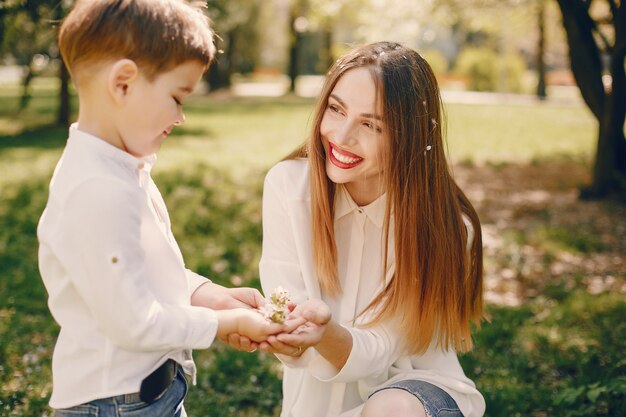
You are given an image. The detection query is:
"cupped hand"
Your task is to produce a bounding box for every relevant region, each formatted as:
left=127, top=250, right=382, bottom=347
left=258, top=298, right=332, bottom=357
left=222, top=333, right=259, bottom=353
left=223, top=313, right=306, bottom=352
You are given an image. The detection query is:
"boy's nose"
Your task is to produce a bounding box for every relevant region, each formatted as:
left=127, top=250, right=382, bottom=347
left=174, top=111, right=185, bottom=126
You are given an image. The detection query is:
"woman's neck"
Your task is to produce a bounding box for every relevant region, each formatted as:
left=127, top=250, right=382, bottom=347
left=344, top=182, right=385, bottom=206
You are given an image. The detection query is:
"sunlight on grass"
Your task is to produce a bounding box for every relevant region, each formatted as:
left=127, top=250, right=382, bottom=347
left=1, top=79, right=598, bottom=186
left=2, top=81, right=622, bottom=417
left=156, top=96, right=315, bottom=177
left=445, top=102, right=596, bottom=163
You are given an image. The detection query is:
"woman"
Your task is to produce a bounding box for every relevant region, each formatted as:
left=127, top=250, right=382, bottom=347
left=231, top=41, right=485, bottom=417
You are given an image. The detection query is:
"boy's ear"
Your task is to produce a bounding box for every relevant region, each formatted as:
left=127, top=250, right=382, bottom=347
left=108, top=59, right=139, bottom=105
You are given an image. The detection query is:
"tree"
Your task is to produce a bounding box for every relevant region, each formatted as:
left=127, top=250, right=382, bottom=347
left=536, top=0, right=547, bottom=99
left=0, top=0, right=71, bottom=125
left=286, top=0, right=308, bottom=93
left=555, top=0, right=626, bottom=200
left=205, top=0, right=262, bottom=91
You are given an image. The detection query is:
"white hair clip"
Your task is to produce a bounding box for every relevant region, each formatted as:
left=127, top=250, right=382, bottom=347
left=423, top=145, right=432, bottom=156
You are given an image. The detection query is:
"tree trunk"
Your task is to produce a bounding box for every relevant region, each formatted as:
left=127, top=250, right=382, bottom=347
left=19, top=64, right=35, bottom=111
left=206, top=30, right=234, bottom=92
left=287, top=10, right=301, bottom=94
left=57, top=60, right=70, bottom=127
left=536, top=0, right=547, bottom=99
left=556, top=0, right=626, bottom=200
left=322, top=25, right=334, bottom=71
left=587, top=2, right=626, bottom=200
left=556, top=0, right=604, bottom=118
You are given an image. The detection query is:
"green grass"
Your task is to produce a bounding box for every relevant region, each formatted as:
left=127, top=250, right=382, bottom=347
left=1, top=78, right=623, bottom=417
left=445, top=102, right=596, bottom=163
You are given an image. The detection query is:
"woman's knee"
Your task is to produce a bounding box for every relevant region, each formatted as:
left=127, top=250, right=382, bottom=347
left=362, top=389, right=427, bottom=417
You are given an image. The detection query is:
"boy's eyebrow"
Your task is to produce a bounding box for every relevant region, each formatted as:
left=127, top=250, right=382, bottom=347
left=329, top=93, right=382, bottom=121
left=178, top=86, right=193, bottom=93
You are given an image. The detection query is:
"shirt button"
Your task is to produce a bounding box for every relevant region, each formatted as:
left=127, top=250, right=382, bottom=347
left=357, top=208, right=363, bottom=214
left=137, top=162, right=145, bottom=170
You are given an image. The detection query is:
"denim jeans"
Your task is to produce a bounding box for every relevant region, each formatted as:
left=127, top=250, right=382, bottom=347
left=369, top=379, right=463, bottom=417
left=54, top=369, right=188, bottom=417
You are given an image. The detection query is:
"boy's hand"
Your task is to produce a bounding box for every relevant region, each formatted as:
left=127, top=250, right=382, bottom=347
left=221, top=314, right=305, bottom=352
left=217, top=309, right=306, bottom=344
left=225, top=287, right=266, bottom=309
left=191, top=282, right=265, bottom=310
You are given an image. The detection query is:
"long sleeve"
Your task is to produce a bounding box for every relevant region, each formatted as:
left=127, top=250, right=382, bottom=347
left=259, top=166, right=318, bottom=366
left=308, top=318, right=403, bottom=383
left=186, top=269, right=211, bottom=298
left=60, top=177, right=218, bottom=351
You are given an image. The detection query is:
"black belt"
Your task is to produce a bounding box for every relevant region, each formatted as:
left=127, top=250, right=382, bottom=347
left=139, top=359, right=179, bottom=403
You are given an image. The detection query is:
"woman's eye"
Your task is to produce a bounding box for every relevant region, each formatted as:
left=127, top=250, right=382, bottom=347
left=328, top=104, right=342, bottom=114
left=364, top=121, right=382, bottom=133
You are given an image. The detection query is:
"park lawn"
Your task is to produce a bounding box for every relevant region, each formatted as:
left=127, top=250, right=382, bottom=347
left=0, top=77, right=598, bottom=187
left=1, top=79, right=624, bottom=417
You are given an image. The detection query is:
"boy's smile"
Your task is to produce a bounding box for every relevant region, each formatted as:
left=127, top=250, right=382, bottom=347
left=116, top=60, right=205, bottom=157
left=76, top=59, right=206, bottom=159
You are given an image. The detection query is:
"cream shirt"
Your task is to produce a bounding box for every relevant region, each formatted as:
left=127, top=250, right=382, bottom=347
left=260, top=159, right=485, bottom=417
left=38, top=125, right=218, bottom=409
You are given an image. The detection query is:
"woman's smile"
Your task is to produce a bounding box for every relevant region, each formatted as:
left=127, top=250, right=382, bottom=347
left=328, top=142, right=364, bottom=168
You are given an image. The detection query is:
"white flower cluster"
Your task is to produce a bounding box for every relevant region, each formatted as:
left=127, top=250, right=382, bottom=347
left=260, top=286, right=291, bottom=323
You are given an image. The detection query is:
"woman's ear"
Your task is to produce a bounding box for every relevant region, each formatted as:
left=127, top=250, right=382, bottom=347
left=108, top=59, right=139, bottom=106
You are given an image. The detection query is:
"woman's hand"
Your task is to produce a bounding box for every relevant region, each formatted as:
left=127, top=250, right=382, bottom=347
left=259, top=299, right=332, bottom=357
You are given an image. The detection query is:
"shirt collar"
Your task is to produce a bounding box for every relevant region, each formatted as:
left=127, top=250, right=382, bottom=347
left=334, top=185, right=387, bottom=228
left=67, top=123, right=157, bottom=173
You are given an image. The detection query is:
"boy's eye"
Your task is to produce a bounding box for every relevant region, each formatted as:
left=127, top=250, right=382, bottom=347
left=173, top=97, right=182, bottom=105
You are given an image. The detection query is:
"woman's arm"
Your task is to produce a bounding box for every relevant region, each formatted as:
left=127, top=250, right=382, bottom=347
left=269, top=299, right=351, bottom=370
left=267, top=300, right=403, bottom=381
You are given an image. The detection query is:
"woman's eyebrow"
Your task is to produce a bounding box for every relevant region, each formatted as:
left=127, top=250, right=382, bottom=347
left=329, top=93, right=382, bottom=120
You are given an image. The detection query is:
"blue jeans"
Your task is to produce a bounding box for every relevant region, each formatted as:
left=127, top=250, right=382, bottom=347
left=54, top=369, right=188, bottom=417
left=369, top=380, right=463, bottom=417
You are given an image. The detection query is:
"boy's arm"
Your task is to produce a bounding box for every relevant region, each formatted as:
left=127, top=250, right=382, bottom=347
left=61, top=178, right=218, bottom=351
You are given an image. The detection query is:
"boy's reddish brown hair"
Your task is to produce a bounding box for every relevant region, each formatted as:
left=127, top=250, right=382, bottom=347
left=58, top=0, right=215, bottom=81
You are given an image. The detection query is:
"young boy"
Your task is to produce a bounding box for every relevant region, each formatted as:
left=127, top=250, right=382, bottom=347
left=37, top=1, right=297, bottom=416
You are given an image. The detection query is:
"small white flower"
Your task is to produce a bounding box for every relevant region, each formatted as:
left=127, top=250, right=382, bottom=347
left=261, top=287, right=292, bottom=323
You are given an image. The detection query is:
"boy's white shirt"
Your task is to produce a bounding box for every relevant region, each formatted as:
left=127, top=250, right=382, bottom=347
left=260, top=159, right=486, bottom=417
left=38, top=124, right=218, bottom=409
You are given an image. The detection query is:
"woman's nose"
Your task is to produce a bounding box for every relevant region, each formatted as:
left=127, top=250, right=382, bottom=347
left=332, top=121, right=356, bottom=146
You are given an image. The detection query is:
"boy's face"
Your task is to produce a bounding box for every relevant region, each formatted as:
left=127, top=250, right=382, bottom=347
left=118, top=60, right=205, bottom=157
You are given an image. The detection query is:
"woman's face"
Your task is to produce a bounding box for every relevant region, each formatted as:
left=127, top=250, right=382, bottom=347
left=320, top=67, right=387, bottom=206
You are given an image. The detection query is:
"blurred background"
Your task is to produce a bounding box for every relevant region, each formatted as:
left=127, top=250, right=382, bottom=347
left=0, top=0, right=624, bottom=416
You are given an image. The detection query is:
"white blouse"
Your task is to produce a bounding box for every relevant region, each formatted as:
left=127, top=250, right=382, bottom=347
left=260, top=159, right=485, bottom=417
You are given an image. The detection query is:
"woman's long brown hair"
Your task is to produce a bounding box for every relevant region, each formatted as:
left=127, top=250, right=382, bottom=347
left=286, top=41, right=483, bottom=354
